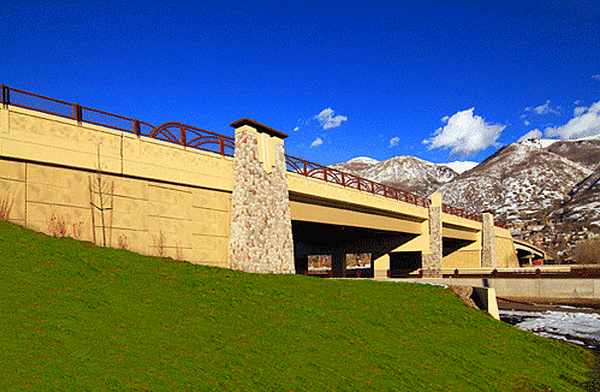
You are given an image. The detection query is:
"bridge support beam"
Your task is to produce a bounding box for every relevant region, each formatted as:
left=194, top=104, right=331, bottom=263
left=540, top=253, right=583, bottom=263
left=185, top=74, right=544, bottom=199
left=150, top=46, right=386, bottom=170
left=481, top=212, right=498, bottom=268
left=422, top=194, right=442, bottom=278
left=228, top=119, right=295, bottom=274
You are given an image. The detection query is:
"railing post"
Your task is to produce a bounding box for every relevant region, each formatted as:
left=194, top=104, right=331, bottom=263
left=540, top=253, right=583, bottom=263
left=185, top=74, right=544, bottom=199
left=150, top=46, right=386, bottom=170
left=219, top=138, right=225, bottom=156
left=133, top=119, right=141, bottom=136
left=1, top=85, right=8, bottom=107
left=73, top=104, right=82, bottom=123
left=179, top=125, right=187, bottom=146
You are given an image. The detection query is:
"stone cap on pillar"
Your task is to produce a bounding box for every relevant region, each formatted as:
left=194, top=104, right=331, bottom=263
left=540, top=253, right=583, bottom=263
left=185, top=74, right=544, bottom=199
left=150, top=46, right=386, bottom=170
left=230, top=118, right=288, bottom=139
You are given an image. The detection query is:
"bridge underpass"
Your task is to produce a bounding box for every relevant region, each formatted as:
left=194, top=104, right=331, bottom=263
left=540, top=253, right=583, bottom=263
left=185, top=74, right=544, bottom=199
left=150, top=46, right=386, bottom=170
left=292, top=220, right=417, bottom=277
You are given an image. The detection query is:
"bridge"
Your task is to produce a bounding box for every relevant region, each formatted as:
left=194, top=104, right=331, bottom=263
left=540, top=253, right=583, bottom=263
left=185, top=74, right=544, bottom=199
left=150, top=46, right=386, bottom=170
left=0, top=85, right=530, bottom=278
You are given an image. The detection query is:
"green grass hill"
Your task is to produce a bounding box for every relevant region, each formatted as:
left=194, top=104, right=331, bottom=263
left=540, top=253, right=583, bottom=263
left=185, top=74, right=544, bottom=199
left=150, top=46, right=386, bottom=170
left=0, top=221, right=596, bottom=391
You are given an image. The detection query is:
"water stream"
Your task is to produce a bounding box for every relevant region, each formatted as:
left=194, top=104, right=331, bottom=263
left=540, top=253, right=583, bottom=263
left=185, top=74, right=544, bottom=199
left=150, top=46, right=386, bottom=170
left=499, top=301, right=600, bottom=350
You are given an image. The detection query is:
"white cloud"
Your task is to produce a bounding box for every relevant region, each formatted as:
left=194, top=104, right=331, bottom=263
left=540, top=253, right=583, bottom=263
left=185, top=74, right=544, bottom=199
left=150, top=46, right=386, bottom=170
left=310, top=137, right=323, bottom=148
left=293, top=126, right=299, bottom=132
left=526, top=100, right=560, bottom=115
left=518, top=129, right=543, bottom=142
left=389, top=137, right=400, bottom=147
left=545, top=101, right=600, bottom=140
left=423, top=108, right=505, bottom=157
left=315, top=108, right=347, bottom=130
left=524, top=120, right=530, bottom=126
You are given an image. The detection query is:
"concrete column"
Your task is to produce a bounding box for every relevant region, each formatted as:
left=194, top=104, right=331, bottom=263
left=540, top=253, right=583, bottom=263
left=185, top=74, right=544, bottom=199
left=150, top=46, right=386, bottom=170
left=373, top=254, right=390, bottom=279
left=481, top=212, right=498, bottom=268
left=331, top=253, right=346, bottom=277
left=422, top=193, right=442, bottom=278
left=228, top=118, right=295, bottom=274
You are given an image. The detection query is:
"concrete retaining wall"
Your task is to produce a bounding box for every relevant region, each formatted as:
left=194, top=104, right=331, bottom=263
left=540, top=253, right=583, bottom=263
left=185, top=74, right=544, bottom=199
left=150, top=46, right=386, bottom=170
left=0, top=106, right=232, bottom=267
left=397, top=278, right=600, bottom=301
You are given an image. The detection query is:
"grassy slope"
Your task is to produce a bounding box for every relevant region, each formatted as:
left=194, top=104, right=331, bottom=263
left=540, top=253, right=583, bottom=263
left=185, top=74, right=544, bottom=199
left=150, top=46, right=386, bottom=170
left=0, top=221, right=594, bottom=391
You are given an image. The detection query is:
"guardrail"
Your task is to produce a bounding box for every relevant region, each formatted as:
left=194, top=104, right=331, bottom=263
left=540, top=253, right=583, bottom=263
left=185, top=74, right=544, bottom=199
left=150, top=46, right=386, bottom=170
left=2, top=85, right=155, bottom=136
left=1, top=84, right=503, bottom=224
left=285, top=154, right=429, bottom=208
left=387, top=267, right=600, bottom=279
left=149, top=122, right=235, bottom=157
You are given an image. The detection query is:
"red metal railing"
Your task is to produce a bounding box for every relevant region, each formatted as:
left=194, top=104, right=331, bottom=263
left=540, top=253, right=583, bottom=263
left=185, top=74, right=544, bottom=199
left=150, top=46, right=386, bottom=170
left=1, top=84, right=506, bottom=224
left=149, top=122, right=235, bottom=157
left=2, top=85, right=155, bottom=135
left=387, top=267, right=600, bottom=279
left=0, top=84, right=234, bottom=157
left=442, top=204, right=482, bottom=222
left=285, top=154, right=429, bottom=208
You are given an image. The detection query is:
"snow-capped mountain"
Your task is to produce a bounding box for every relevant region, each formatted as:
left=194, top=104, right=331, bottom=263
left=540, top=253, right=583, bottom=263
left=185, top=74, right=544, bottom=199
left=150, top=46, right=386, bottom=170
left=331, top=156, right=458, bottom=196
left=436, top=138, right=600, bottom=260
left=331, top=138, right=600, bottom=261
left=437, top=140, right=593, bottom=223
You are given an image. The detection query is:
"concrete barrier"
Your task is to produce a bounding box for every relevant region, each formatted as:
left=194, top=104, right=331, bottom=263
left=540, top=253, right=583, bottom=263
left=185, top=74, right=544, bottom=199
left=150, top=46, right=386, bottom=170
left=396, top=277, right=600, bottom=302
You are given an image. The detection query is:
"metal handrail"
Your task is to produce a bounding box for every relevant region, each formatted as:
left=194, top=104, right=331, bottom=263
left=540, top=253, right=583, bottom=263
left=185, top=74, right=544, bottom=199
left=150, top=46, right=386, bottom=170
left=285, top=154, right=429, bottom=208
left=149, top=122, right=235, bottom=157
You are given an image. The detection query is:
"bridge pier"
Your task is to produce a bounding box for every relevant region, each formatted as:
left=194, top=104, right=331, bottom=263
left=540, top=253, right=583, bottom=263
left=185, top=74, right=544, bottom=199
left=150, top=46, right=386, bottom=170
left=228, top=119, right=295, bottom=274
left=481, top=212, right=498, bottom=268
left=331, top=252, right=347, bottom=277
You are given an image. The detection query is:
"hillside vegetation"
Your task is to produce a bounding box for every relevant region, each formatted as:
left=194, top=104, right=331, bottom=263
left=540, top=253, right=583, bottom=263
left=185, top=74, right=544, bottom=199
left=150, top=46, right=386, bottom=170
left=0, top=221, right=595, bottom=391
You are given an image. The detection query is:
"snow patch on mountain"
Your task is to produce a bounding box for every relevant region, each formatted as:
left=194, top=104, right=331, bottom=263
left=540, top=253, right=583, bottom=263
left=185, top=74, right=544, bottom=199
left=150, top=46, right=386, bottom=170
left=440, top=161, right=479, bottom=174
left=347, top=157, right=379, bottom=165
left=331, top=155, right=458, bottom=196
left=519, top=138, right=559, bottom=149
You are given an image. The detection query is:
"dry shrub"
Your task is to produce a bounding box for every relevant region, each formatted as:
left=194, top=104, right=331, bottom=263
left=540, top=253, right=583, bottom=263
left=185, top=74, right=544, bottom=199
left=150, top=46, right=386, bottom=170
left=117, top=234, right=130, bottom=250
left=71, top=221, right=84, bottom=240
left=176, top=241, right=184, bottom=261
left=573, top=238, right=600, bottom=265
left=48, top=213, right=68, bottom=238
left=153, top=232, right=166, bottom=257
left=0, top=195, right=14, bottom=222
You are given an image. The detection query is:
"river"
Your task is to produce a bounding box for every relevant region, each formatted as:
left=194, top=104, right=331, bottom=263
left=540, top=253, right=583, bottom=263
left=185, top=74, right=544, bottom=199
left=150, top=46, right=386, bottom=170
left=498, top=298, right=600, bottom=350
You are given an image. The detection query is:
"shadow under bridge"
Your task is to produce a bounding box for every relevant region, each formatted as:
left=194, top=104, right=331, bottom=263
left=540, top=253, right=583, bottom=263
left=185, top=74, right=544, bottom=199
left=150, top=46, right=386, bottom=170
left=289, top=197, right=422, bottom=277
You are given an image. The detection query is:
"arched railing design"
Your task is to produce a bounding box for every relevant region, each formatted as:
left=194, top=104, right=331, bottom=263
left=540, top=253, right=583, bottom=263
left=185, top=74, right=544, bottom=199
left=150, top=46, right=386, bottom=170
left=149, top=122, right=235, bottom=157
left=285, top=154, right=429, bottom=208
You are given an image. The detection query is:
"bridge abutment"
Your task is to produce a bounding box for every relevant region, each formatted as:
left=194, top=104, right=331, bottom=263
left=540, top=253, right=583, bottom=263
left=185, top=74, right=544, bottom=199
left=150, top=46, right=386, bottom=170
left=228, top=119, right=295, bottom=274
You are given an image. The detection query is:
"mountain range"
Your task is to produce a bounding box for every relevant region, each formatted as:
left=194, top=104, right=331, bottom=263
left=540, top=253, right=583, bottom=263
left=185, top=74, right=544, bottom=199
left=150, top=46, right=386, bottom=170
left=331, top=137, right=600, bottom=261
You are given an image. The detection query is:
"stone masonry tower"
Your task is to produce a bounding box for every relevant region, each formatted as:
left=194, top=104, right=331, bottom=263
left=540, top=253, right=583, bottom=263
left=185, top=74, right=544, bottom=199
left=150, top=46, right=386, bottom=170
left=422, top=193, right=442, bottom=278
left=228, top=118, right=295, bottom=274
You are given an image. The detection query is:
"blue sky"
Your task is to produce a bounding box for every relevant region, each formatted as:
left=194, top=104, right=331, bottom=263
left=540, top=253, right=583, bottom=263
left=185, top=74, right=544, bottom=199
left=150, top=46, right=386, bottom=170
left=2, top=1, right=600, bottom=166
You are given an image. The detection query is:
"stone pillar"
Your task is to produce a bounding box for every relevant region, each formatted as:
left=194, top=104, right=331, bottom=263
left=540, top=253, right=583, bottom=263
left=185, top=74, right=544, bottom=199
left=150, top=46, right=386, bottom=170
left=481, top=212, right=498, bottom=268
left=228, top=118, right=295, bottom=274
left=422, top=193, right=442, bottom=278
